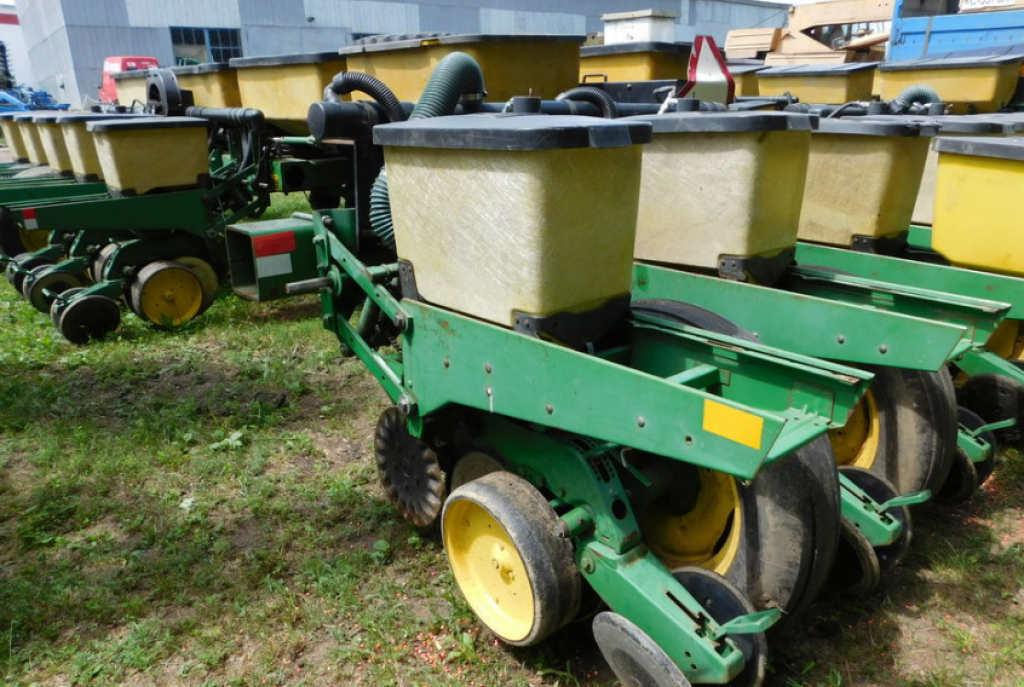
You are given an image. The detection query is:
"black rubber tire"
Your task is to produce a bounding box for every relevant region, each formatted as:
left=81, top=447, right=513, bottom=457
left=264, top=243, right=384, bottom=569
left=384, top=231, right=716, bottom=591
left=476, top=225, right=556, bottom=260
left=841, top=466, right=911, bottom=574
left=935, top=447, right=979, bottom=505
left=672, top=567, right=766, bottom=687
left=959, top=406, right=998, bottom=485
left=856, top=366, right=958, bottom=498
left=50, top=287, right=85, bottom=328
left=0, top=206, right=33, bottom=257
left=25, top=267, right=87, bottom=313
left=593, top=612, right=692, bottom=687
left=442, top=472, right=581, bottom=647
left=830, top=517, right=881, bottom=596
left=957, top=374, right=1024, bottom=448
left=629, top=299, right=838, bottom=625
left=6, top=254, right=53, bottom=293
left=58, top=295, right=121, bottom=344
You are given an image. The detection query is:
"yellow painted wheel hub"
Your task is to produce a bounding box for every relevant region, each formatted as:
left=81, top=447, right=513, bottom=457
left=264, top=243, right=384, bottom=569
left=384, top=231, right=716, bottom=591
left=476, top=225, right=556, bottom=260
left=19, top=226, right=49, bottom=253
left=133, top=261, right=203, bottom=327
left=829, top=390, right=881, bottom=469
left=639, top=467, right=741, bottom=574
left=443, top=499, right=534, bottom=642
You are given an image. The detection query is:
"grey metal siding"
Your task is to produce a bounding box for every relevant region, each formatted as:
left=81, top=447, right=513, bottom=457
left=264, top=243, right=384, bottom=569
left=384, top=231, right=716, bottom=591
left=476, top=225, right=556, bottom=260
left=303, top=0, right=421, bottom=35
left=241, top=26, right=351, bottom=57
left=238, top=0, right=306, bottom=26
left=124, top=0, right=242, bottom=28
left=62, top=0, right=130, bottom=27
left=480, top=9, right=586, bottom=34
left=65, top=25, right=174, bottom=105
left=418, top=5, right=481, bottom=35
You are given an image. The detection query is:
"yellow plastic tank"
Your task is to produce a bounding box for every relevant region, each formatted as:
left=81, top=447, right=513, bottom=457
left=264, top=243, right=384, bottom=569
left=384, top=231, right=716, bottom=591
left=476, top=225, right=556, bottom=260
left=579, top=41, right=691, bottom=82
left=87, top=117, right=211, bottom=195
left=0, top=112, right=29, bottom=162
left=758, top=62, right=877, bottom=104
left=230, top=52, right=347, bottom=134
left=32, top=113, right=74, bottom=176
left=932, top=137, right=1024, bottom=275
left=376, top=114, right=652, bottom=330
left=627, top=111, right=812, bottom=274
left=729, top=63, right=767, bottom=97
left=879, top=55, right=1024, bottom=114
left=13, top=113, right=47, bottom=166
left=798, top=118, right=936, bottom=247
left=172, top=63, right=243, bottom=108
left=57, top=113, right=144, bottom=182
left=340, top=34, right=583, bottom=102
left=112, top=70, right=151, bottom=106
left=866, top=115, right=1017, bottom=226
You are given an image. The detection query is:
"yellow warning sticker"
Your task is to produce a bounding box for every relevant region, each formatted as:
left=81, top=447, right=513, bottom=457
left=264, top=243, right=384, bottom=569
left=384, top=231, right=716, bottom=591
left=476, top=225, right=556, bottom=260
left=702, top=399, right=764, bottom=450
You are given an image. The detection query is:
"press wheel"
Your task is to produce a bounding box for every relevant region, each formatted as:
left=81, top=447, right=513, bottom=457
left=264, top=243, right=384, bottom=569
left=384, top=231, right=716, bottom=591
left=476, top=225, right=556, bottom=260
left=374, top=406, right=445, bottom=527
left=935, top=447, right=978, bottom=505
left=593, top=612, right=692, bottom=687
left=174, top=255, right=219, bottom=314
left=90, top=243, right=120, bottom=282
left=841, top=466, right=911, bottom=574
left=58, top=294, right=120, bottom=344
left=442, top=472, right=580, bottom=646
left=449, top=451, right=505, bottom=491
left=830, top=517, right=881, bottom=596
left=25, top=266, right=87, bottom=313
left=129, top=260, right=204, bottom=327
left=50, top=287, right=85, bottom=328
left=672, top=567, right=767, bottom=687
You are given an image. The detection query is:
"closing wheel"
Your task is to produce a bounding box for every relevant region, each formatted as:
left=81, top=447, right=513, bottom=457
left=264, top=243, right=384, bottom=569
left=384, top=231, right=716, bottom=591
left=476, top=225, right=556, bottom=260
left=593, top=612, right=692, bottom=687
left=90, top=243, right=120, bottom=282
left=841, top=466, right=911, bottom=573
left=935, top=448, right=978, bottom=505
left=0, top=206, right=49, bottom=257
left=6, top=254, right=54, bottom=292
left=50, top=287, right=85, bottom=328
left=129, top=260, right=204, bottom=327
left=629, top=300, right=839, bottom=624
left=174, top=255, right=219, bottom=314
left=829, top=367, right=957, bottom=498
left=58, top=294, right=120, bottom=344
left=449, top=451, right=504, bottom=491
left=374, top=406, right=445, bottom=527
left=672, top=567, right=767, bottom=687
left=957, top=373, right=1024, bottom=448
left=959, top=406, right=997, bottom=485
left=830, top=517, right=881, bottom=596
left=24, top=266, right=87, bottom=313
left=442, top=472, right=580, bottom=646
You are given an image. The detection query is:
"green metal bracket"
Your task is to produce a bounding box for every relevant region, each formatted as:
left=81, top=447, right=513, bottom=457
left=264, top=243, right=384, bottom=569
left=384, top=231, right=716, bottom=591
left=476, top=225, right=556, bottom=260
left=797, top=241, right=1024, bottom=321
left=881, top=490, right=931, bottom=511
left=788, top=265, right=1009, bottom=346
left=33, top=187, right=215, bottom=233
left=839, top=473, right=902, bottom=547
left=634, top=264, right=967, bottom=371
left=956, top=348, right=1024, bottom=385
left=712, top=609, right=782, bottom=639
left=906, top=225, right=934, bottom=251
left=225, top=216, right=323, bottom=301
left=973, top=418, right=1016, bottom=435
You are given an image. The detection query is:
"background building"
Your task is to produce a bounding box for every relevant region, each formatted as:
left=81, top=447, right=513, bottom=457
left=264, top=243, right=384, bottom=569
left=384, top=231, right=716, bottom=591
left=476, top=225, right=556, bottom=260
left=16, top=0, right=790, bottom=106
left=0, top=0, right=33, bottom=86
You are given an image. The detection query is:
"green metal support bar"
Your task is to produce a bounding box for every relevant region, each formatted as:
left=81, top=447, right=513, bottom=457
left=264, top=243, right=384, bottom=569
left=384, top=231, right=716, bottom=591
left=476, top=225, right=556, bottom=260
left=634, top=264, right=968, bottom=371
left=0, top=181, right=107, bottom=205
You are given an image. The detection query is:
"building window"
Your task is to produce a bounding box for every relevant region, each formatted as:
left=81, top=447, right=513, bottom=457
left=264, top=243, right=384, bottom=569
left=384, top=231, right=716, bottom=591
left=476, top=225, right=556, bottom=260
left=170, top=27, right=242, bottom=64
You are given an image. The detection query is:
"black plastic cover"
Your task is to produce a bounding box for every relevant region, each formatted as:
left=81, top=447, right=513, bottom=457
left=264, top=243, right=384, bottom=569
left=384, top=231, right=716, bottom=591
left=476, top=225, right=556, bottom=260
left=816, top=117, right=938, bottom=137
left=56, top=113, right=146, bottom=124
left=229, top=52, right=343, bottom=68
left=860, top=114, right=1012, bottom=135
left=86, top=116, right=212, bottom=133
left=373, top=114, right=652, bottom=150
left=581, top=41, right=692, bottom=57
left=626, top=111, right=813, bottom=133
left=880, top=54, right=1024, bottom=72
left=933, top=136, right=1024, bottom=162
left=340, top=33, right=583, bottom=56
left=760, top=62, right=878, bottom=77
left=171, top=62, right=233, bottom=76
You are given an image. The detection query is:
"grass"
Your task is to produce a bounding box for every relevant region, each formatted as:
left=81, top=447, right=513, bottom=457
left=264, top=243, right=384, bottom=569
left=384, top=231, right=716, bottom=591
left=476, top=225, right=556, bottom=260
left=1, top=195, right=1024, bottom=685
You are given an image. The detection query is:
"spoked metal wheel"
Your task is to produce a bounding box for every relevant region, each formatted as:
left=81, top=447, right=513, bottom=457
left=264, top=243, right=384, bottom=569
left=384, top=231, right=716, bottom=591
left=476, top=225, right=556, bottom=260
left=129, top=260, right=204, bottom=327
left=829, top=366, right=957, bottom=498
left=442, top=472, right=580, bottom=647
left=374, top=406, right=445, bottom=527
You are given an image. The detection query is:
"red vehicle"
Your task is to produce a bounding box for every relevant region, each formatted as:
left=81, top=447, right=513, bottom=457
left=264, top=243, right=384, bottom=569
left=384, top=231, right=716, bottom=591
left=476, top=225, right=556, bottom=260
left=99, top=56, right=159, bottom=104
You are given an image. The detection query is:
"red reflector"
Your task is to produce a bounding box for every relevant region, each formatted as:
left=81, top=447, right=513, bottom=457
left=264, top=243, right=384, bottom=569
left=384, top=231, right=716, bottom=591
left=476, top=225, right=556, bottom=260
left=22, top=208, right=36, bottom=220
left=252, top=231, right=296, bottom=257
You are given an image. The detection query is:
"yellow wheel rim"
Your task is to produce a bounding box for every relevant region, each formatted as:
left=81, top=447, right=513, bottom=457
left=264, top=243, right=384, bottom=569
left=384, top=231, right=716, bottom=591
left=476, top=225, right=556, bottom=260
left=829, top=390, right=881, bottom=469
left=138, top=265, right=203, bottom=326
left=19, top=226, right=49, bottom=253
left=639, top=468, right=742, bottom=574
left=443, top=499, right=534, bottom=642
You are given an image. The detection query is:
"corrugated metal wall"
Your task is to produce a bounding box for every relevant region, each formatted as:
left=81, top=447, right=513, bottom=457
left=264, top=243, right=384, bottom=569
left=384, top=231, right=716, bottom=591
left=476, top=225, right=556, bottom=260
left=18, top=0, right=790, bottom=106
